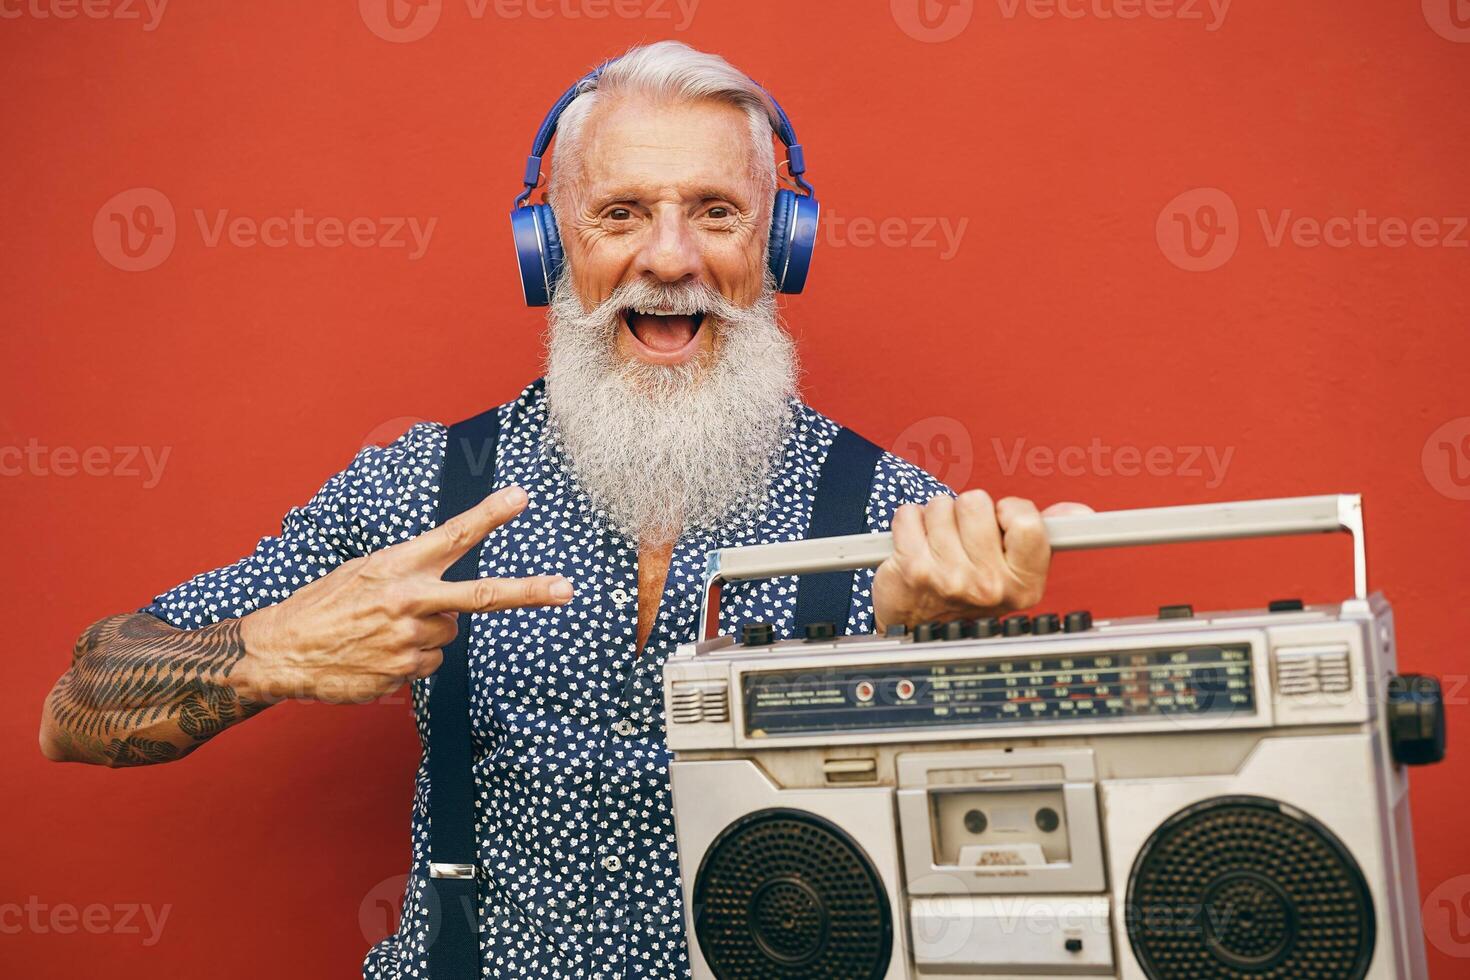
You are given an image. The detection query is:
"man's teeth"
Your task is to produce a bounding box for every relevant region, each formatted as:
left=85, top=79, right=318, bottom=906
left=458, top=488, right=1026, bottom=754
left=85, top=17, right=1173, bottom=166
left=629, top=305, right=703, bottom=316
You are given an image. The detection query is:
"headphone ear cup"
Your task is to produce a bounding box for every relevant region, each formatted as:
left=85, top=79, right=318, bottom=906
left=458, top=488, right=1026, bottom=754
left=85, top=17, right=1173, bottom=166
left=540, top=204, right=564, bottom=295
left=767, top=189, right=819, bottom=294
left=767, top=188, right=794, bottom=288
left=509, top=203, right=564, bottom=307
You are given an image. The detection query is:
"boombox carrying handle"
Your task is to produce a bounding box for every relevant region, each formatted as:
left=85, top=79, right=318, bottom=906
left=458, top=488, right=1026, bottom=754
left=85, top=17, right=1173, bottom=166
left=697, top=494, right=1367, bottom=642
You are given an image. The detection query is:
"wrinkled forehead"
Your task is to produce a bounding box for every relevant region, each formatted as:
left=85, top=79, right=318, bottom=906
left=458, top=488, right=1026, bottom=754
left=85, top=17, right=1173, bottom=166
left=572, top=94, right=765, bottom=207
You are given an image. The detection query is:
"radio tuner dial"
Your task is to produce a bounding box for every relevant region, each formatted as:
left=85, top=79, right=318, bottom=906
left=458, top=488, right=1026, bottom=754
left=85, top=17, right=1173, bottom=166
left=1033, top=613, right=1061, bottom=635
left=1002, top=615, right=1032, bottom=637
left=1064, top=610, right=1094, bottom=633
left=1387, top=674, right=1446, bottom=766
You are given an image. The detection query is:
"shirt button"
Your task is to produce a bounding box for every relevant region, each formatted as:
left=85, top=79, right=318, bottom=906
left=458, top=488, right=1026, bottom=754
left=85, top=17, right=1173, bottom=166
left=610, top=587, right=632, bottom=608
left=601, top=854, right=622, bottom=873
left=613, top=719, right=637, bottom=737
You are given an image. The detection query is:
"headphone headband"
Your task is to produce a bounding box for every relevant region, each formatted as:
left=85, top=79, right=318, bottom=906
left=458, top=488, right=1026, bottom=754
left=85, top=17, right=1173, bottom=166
left=513, top=59, right=812, bottom=207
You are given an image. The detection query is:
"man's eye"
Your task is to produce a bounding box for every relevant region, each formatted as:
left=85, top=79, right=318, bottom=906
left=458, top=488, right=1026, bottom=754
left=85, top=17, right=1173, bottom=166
left=607, top=207, right=633, bottom=221
left=708, top=206, right=730, bottom=219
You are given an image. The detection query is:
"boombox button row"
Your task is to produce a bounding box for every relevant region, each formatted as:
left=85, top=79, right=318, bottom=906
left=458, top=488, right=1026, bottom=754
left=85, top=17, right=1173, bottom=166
left=909, top=610, right=1096, bottom=642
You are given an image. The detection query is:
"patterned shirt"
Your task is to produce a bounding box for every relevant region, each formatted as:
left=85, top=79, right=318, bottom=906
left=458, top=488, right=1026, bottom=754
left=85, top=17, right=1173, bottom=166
left=143, top=379, right=951, bottom=979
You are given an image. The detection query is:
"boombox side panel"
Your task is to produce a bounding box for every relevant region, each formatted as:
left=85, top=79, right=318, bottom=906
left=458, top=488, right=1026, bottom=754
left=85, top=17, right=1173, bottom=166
left=669, top=758, right=910, bottom=980
left=1102, top=732, right=1408, bottom=980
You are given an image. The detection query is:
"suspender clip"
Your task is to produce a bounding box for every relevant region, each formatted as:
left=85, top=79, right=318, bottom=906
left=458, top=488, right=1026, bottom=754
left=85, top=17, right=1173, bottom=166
left=429, top=863, right=477, bottom=880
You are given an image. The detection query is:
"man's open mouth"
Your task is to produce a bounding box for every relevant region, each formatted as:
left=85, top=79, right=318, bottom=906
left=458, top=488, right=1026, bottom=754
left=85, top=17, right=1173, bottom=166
left=621, top=305, right=706, bottom=359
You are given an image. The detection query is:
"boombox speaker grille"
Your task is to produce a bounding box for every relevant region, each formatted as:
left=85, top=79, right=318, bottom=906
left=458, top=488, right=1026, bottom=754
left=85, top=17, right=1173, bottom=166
left=692, top=807, right=892, bottom=979
left=1127, top=795, right=1375, bottom=979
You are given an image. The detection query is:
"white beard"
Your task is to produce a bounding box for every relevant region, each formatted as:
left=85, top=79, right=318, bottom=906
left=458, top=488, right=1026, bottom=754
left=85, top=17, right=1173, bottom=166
left=543, top=276, right=799, bottom=546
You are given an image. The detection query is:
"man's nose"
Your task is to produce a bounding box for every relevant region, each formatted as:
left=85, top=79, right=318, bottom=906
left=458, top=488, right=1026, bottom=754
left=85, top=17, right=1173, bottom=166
left=634, top=206, right=702, bottom=283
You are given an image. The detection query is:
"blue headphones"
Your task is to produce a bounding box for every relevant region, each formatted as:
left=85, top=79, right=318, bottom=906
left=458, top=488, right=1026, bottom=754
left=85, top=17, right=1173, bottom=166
left=509, top=61, right=820, bottom=306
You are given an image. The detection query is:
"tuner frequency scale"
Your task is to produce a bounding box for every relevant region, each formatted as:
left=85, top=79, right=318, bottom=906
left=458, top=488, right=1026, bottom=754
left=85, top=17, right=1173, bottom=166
left=664, top=495, right=1445, bottom=979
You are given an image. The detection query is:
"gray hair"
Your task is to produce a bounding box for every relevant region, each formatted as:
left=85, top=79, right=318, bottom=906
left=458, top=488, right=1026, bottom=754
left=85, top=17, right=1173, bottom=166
left=546, top=40, right=780, bottom=215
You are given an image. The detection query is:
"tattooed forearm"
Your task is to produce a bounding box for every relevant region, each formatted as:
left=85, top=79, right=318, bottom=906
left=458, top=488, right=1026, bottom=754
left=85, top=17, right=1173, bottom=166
left=42, top=614, right=269, bottom=767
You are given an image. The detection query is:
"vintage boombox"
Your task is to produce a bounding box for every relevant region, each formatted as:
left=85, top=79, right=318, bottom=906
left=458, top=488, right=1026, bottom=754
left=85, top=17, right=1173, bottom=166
left=664, top=495, right=1446, bottom=979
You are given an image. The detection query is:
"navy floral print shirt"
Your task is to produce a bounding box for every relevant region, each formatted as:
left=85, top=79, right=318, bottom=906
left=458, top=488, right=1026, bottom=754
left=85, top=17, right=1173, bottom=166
left=143, top=379, right=951, bottom=979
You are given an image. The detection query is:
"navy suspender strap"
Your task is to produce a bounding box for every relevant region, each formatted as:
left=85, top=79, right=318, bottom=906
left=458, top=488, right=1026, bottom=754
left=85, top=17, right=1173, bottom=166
left=426, top=407, right=500, bottom=980
left=793, top=427, right=884, bottom=634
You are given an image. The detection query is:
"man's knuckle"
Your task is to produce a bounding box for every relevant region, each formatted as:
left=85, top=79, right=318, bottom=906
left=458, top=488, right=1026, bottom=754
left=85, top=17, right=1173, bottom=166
left=957, top=489, right=993, bottom=511
left=474, top=579, right=501, bottom=609
left=388, top=652, right=420, bottom=676
left=1007, top=580, right=1043, bottom=608
left=442, top=516, right=475, bottom=551
left=904, top=559, right=936, bottom=589
left=938, top=570, right=970, bottom=599
left=388, top=619, right=420, bottom=648
left=381, top=584, right=416, bottom=614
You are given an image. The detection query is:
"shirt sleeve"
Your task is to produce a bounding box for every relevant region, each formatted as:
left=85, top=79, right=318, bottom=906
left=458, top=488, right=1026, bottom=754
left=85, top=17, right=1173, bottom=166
left=142, top=423, right=447, bottom=630
left=845, top=452, right=957, bottom=634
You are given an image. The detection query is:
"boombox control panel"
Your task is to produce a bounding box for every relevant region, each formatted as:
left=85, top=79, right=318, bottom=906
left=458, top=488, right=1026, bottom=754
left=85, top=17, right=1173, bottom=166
left=666, top=496, right=1447, bottom=979
left=738, top=634, right=1255, bottom=737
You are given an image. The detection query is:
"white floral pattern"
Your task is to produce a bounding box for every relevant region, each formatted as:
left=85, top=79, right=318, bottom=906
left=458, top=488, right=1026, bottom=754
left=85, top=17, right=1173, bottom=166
left=143, top=379, right=951, bottom=979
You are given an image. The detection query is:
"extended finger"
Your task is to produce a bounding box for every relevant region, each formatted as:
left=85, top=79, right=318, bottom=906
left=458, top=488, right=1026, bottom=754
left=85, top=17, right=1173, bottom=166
left=423, top=574, right=574, bottom=614
left=393, top=485, right=529, bottom=572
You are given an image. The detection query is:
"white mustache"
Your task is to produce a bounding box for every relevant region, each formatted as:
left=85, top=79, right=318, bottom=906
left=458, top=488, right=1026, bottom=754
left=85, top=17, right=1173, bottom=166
left=576, top=278, right=748, bottom=326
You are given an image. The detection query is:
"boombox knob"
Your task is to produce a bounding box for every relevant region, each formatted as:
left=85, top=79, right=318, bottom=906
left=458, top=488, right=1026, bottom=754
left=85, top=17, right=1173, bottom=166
left=804, top=621, right=837, bottom=642
left=741, top=622, right=776, bottom=647
left=1387, top=674, right=1446, bottom=766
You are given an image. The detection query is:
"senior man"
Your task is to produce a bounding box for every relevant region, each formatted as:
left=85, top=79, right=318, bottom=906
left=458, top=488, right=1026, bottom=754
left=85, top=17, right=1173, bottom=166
left=41, top=41, right=1085, bottom=979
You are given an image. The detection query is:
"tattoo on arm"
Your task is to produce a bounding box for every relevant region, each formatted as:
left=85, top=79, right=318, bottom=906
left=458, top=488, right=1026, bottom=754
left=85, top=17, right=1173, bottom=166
left=46, top=614, right=268, bottom=766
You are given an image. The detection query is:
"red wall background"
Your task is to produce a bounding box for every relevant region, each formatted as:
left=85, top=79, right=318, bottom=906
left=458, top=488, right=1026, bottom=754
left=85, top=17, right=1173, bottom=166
left=3, top=0, right=1468, bottom=976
